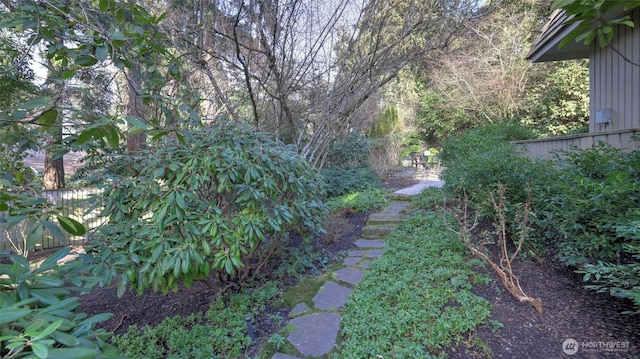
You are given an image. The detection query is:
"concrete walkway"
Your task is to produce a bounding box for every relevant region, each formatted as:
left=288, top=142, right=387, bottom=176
left=272, top=179, right=443, bottom=358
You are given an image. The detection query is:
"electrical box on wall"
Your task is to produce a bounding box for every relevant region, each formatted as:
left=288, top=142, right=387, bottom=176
left=596, top=108, right=611, bottom=124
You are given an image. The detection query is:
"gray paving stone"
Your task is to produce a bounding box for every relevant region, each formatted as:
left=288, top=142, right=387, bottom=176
left=312, top=281, right=352, bottom=310
left=335, top=267, right=364, bottom=285
left=361, top=225, right=395, bottom=239
left=393, top=180, right=443, bottom=196
left=359, top=261, right=370, bottom=269
left=367, top=212, right=404, bottom=225
left=354, top=239, right=386, bottom=248
left=366, top=249, right=384, bottom=258
left=383, top=201, right=411, bottom=213
left=287, top=313, right=341, bottom=357
left=272, top=354, right=304, bottom=359
left=348, top=249, right=366, bottom=257
left=290, top=303, right=308, bottom=317
left=343, top=256, right=362, bottom=266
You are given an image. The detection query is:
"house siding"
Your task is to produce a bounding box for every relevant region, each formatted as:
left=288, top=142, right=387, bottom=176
left=590, top=8, right=640, bottom=133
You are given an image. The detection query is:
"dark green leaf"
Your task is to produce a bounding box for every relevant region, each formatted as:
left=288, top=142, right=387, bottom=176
left=36, top=108, right=57, bottom=125
left=10, top=110, right=26, bottom=120
left=75, top=55, right=98, bottom=67
left=124, top=116, right=147, bottom=131
left=61, top=70, right=76, bottom=79
left=95, top=45, right=109, bottom=62
left=41, top=220, right=66, bottom=244
left=105, top=127, right=120, bottom=148
left=38, top=247, right=72, bottom=271
left=551, top=0, right=575, bottom=11
left=0, top=308, right=31, bottom=324
left=76, top=128, right=101, bottom=145
left=51, top=331, right=80, bottom=346
left=56, top=215, right=86, bottom=236
left=31, top=342, right=48, bottom=359
left=33, top=319, right=63, bottom=340
left=46, top=347, right=97, bottom=359
left=115, top=9, right=125, bottom=22
left=19, top=97, right=51, bottom=110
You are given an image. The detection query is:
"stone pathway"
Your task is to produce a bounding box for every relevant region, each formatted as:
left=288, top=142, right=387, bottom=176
left=272, top=180, right=443, bottom=358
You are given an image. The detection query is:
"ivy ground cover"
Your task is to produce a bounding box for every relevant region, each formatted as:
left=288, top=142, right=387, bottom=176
left=336, top=210, right=493, bottom=358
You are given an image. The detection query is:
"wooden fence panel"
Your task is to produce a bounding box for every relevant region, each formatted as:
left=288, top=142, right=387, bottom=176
left=512, top=129, right=640, bottom=160
left=0, top=188, right=104, bottom=252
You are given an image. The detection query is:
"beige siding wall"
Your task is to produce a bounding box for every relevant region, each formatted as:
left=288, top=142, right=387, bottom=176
left=512, top=129, right=640, bottom=160
left=590, top=8, right=640, bottom=133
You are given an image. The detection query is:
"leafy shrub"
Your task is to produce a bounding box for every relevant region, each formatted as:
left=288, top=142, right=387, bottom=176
left=273, top=243, right=333, bottom=280
left=398, top=144, right=422, bottom=162
left=89, top=123, right=327, bottom=296
left=411, top=186, right=448, bottom=210
left=438, top=124, right=640, bottom=312
left=325, top=132, right=372, bottom=168
left=518, top=60, right=589, bottom=137
left=325, top=188, right=389, bottom=213
left=440, top=122, right=536, bottom=188
left=440, top=122, right=549, bottom=222
left=320, top=166, right=383, bottom=197
left=0, top=248, right=118, bottom=359
left=531, top=144, right=640, bottom=310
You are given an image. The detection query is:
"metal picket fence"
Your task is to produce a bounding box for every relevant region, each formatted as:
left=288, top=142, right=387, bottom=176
left=0, top=188, right=105, bottom=252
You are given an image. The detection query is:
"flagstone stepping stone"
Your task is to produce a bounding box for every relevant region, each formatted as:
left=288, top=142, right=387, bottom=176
left=348, top=249, right=366, bottom=257
left=359, top=261, right=370, bottom=269
left=343, top=256, right=362, bottom=266
left=361, top=225, right=395, bottom=239
left=287, top=313, right=341, bottom=357
left=393, top=181, right=443, bottom=197
left=312, top=281, right=352, bottom=310
left=383, top=201, right=411, bottom=213
left=272, top=354, right=304, bottom=359
left=354, top=239, right=386, bottom=248
left=367, top=212, right=404, bottom=225
left=366, top=249, right=383, bottom=258
left=335, top=267, right=364, bottom=285
left=289, top=303, right=308, bottom=317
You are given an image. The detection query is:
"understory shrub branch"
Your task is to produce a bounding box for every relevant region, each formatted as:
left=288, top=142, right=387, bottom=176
left=450, top=185, right=543, bottom=313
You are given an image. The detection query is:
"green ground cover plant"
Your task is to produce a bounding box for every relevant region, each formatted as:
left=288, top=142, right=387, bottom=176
left=112, top=282, right=279, bottom=359
left=336, top=210, right=493, bottom=358
left=325, top=188, right=390, bottom=213
left=410, top=186, right=449, bottom=210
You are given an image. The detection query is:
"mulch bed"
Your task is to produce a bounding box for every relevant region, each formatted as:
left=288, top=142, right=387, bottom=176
left=71, top=177, right=639, bottom=357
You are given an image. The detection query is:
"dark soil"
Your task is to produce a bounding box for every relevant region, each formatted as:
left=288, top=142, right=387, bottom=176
left=456, top=241, right=640, bottom=359
left=73, top=176, right=639, bottom=358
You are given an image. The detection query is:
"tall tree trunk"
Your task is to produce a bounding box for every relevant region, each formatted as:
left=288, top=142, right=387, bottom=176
left=43, top=125, right=65, bottom=189
left=43, top=67, right=64, bottom=190
left=126, top=64, right=147, bottom=155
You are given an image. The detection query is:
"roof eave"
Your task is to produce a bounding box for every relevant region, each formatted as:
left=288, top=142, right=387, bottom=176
left=526, top=10, right=589, bottom=62
left=527, top=6, right=629, bottom=63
